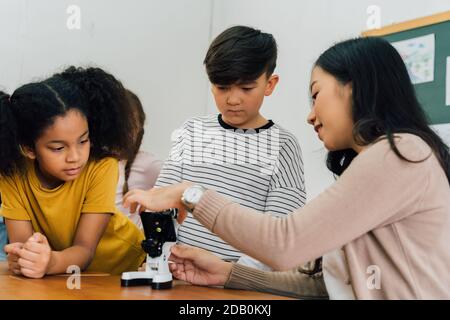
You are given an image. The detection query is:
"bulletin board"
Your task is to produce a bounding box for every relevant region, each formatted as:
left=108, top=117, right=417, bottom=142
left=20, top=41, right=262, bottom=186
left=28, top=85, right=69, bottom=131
left=363, top=11, right=450, bottom=125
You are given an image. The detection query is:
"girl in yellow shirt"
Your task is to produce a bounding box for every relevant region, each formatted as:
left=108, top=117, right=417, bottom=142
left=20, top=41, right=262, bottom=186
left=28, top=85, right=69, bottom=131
left=0, top=68, right=145, bottom=277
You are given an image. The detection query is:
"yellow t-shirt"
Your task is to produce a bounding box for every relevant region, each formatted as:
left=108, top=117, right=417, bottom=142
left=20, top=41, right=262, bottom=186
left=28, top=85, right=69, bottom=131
left=0, top=157, right=145, bottom=275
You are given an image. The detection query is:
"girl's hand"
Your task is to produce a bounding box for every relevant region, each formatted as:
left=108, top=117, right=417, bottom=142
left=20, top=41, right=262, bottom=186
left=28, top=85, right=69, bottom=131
left=123, top=181, right=193, bottom=224
left=16, top=233, right=52, bottom=279
left=169, top=244, right=232, bottom=286
left=4, top=242, right=24, bottom=275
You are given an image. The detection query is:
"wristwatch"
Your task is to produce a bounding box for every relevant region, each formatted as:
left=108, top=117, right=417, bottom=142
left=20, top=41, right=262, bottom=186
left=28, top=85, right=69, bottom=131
left=181, top=184, right=207, bottom=213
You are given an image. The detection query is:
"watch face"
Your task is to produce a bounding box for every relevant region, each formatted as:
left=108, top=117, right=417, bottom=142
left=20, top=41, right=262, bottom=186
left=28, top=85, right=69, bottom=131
left=186, top=186, right=204, bottom=203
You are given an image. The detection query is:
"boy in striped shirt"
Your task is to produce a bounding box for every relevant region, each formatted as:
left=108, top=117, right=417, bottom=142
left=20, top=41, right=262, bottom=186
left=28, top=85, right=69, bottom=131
left=156, top=26, right=306, bottom=270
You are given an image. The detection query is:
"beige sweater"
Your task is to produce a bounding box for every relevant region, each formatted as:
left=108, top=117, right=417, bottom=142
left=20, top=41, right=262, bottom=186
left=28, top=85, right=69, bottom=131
left=225, top=262, right=328, bottom=299
left=193, top=134, right=450, bottom=299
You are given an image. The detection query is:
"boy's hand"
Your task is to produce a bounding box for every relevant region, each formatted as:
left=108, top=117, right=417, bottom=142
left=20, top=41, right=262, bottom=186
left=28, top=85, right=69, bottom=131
left=123, top=181, right=193, bottom=223
left=16, top=233, right=52, bottom=279
left=4, top=242, right=24, bottom=275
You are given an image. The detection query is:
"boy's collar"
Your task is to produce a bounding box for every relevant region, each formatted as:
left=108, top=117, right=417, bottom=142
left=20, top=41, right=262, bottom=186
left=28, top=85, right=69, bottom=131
left=217, top=114, right=274, bottom=133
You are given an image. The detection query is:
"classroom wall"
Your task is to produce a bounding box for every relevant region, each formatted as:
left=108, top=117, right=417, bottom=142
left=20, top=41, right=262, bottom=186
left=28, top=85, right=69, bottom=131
left=1, top=0, right=449, bottom=200
left=0, top=0, right=213, bottom=167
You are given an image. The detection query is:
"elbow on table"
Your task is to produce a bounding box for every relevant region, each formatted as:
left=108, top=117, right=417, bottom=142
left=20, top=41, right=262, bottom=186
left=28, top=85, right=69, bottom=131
left=77, top=246, right=97, bottom=271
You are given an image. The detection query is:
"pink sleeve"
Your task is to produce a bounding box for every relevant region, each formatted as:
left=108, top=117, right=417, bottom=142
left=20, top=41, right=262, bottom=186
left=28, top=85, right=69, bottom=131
left=193, top=135, right=433, bottom=270
left=128, top=151, right=163, bottom=190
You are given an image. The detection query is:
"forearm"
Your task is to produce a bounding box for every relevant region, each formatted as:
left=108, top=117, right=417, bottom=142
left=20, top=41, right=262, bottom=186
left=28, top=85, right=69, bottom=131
left=45, top=212, right=113, bottom=275
left=47, top=245, right=94, bottom=275
left=193, top=139, right=428, bottom=271
left=4, top=218, right=33, bottom=243
left=225, top=263, right=328, bottom=300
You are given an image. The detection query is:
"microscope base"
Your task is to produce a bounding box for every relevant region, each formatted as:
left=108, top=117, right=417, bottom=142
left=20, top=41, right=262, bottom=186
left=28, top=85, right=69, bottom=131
left=151, top=280, right=173, bottom=290
left=121, top=271, right=173, bottom=289
left=121, top=277, right=153, bottom=287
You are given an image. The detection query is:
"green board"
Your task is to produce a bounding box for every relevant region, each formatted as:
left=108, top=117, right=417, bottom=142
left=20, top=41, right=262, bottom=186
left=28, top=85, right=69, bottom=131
left=381, top=20, right=450, bottom=125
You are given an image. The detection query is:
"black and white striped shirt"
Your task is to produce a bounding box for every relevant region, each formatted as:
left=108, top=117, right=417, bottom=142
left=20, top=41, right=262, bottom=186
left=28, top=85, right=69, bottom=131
left=156, top=114, right=306, bottom=260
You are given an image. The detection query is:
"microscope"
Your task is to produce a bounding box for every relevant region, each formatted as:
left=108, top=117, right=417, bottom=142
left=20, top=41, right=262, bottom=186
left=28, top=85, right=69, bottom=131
left=121, top=209, right=178, bottom=289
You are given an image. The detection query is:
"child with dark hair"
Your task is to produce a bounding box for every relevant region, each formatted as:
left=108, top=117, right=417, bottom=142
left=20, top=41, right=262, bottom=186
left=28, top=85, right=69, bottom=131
left=156, top=26, right=308, bottom=271
left=114, top=90, right=162, bottom=228
left=55, top=68, right=162, bottom=228
left=0, top=69, right=145, bottom=278
left=55, top=66, right=136, bottom=160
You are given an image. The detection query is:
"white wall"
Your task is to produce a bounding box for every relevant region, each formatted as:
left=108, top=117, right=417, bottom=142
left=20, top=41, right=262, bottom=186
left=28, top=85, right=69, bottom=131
left=0, top=0, right=212, bottom=164
left=1, top=0, right=449, bottom=200
left=209, top=0, right=450, bottom=199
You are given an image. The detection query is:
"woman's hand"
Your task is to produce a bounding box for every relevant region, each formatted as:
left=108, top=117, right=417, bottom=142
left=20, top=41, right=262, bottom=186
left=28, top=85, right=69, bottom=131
left=123, top=181, right=193, bottom=223
left=15, top=233, right=51, bottom=278
left=169, top=244, right=232, bottom=286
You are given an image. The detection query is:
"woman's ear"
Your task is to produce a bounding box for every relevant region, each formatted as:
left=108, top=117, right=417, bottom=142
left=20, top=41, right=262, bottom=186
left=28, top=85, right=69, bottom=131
left=20, top=145, right=36, bottom=160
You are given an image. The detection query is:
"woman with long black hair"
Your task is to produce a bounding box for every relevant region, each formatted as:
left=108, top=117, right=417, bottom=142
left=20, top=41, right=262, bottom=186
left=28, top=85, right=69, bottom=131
left=123, top=37, right=450, bottom=299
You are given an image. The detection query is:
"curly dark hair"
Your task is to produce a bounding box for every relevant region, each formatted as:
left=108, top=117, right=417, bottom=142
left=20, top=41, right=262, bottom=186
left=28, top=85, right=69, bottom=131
left=0, top=67, right=134, bottom=177
left=54, top=66, right=135, bottom=160
left=0, top=77, right=86, bottom=176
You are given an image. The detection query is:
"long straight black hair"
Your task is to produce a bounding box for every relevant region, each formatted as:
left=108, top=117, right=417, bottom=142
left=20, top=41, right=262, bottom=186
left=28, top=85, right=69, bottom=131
left=315, top=37, right=450, bottom=183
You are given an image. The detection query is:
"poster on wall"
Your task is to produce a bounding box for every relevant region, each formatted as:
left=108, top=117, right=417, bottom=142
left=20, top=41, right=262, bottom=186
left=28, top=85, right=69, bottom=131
left=392, top=34, right=435, bottom=84
left=431, top=123, right=450, bottom=147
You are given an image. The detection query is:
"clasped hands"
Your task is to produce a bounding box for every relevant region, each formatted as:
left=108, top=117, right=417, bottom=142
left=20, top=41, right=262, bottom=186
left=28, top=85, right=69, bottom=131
left=4, top=232, right=51, bottom=278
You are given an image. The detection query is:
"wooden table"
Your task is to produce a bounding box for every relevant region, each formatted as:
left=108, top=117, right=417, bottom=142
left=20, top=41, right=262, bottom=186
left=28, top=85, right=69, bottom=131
left=0, top=262, right=292, bottom=300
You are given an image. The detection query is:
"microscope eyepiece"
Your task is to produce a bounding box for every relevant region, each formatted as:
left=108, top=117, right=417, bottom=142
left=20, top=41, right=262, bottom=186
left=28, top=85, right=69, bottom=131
left=140, top=209, right=177, bottom=258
